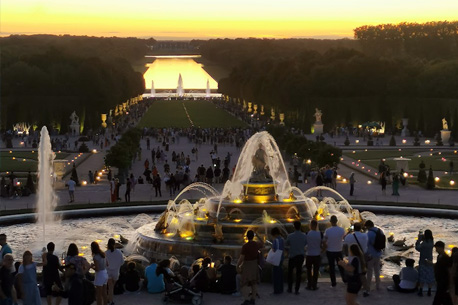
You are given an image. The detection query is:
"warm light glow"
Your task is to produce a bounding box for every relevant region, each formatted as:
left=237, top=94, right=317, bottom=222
left=402, top=139, right=407, bottom=144
left=165, top=233, right=175, bottom=237
left=403, top=172, right=408, bottom=178
left=12, top=157, right=15, bottom=160
left=306, top=159, right=312, bottom=164
left=435, top=177, right=440, bottom=182
left=81, top=246, right=88, bottom=250
left=448, top=244, right=456, bottom=248
left=95, top=239, right=102, bottom=243
left=337, top=175, right=342, bottom=179
left=8, top=1, right=457, bottom=39
left=389, top=232, right=394, bottom=236
left=425, top=140, right=431, bottom=144
left=450, top=180, right=455, bottom=186
left=269, top=220, right=276, bottom=224
left=78, top=253, right=84, bottom=257
left=82, top=180, right=87, bottom=185
left=355, top=140, right=359, bottom=144
left=367, top=181, right=372, bottom=184
left=342, top=178, right=347, bottom=182
left=352, top=151, right=356, bottom=154
left=114, top=234, right=120, bottom=239
left=96, top=176, right=101, bottom=181
left=92, top=149, right=97, bottom=153
left=233, top=199, right=242, bottom=204
left=23, top=159, right=26, bottom=162
left=144, top=57, right=218, bottom=90
left=9, top=151, right=12, bottom=154
left=234, top=219, right=242, bottom=223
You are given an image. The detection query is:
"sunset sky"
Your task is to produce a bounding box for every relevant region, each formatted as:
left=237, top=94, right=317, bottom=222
left=2, top=0, right=458, bottom=39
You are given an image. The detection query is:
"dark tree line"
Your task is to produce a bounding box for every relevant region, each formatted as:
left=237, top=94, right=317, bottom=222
left=354, top=21, right=458, bottom=59
left=0, top=35, right=150, bottom=132
left=197, top=28, right=458, bottom=137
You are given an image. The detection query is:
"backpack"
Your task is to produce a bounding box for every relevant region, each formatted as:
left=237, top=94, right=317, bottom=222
left=82, top=278, right=96, bottom=305
left=373, top=228, right=386, bottom=251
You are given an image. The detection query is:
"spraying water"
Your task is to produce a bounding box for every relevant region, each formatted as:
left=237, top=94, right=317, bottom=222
left=36, top=126, right=58, bottom=241
left=177, top=73, right=184, bottom=97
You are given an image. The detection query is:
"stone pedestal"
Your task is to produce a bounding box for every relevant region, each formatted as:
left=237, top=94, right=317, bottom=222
left=313, top=122, right=323, bottom=135
left=53, top=159, right=68, bottom=189
left=441, top=130, right=451, bottom=143
left=393, top=157, right=410, bottom=172
left=70, top=123, right=80, bottom=136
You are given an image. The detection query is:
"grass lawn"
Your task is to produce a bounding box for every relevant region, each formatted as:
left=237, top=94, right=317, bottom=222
left=184, top=100, right=247, bottom=128
left=137, top=100, right=247, bottom=128
left=364, top=156, right=458, bottom=172
left=0, top=151, right=70, bottom=173
left=137, top=100, right=190, bottom=128
left=343, top=149, right=425, bottom=161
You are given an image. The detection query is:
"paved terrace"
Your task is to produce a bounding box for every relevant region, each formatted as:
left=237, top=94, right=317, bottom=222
left=1, top=134, right=458, bottom=211
left=49, top=280, right=435, bottom=305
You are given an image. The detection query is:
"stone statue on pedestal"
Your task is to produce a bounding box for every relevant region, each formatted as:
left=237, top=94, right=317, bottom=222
left=70, top=111, right=79, bottom=125
left=313, top=108, right=324, bottom=135
left=314, top=108, right=322, bottom=123
left=69, top=111, right=80, bottom=136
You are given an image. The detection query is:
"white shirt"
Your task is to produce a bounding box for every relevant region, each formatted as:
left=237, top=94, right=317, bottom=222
left=324, top=226, right=345, bottom=252
left=344, top=232, right=368, bottom=253
left=105, top=249, right=124, bottom=273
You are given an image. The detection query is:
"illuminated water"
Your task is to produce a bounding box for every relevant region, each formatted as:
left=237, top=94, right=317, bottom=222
left=2, top=213, right=456, bottom=276
left=36, top=126, right=58, bottom=241
left=143, top=55, right=218, bottom=90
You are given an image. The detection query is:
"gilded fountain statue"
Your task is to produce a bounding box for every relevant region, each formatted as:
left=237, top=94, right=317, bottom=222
left=135, top=131, right=361, bottom=263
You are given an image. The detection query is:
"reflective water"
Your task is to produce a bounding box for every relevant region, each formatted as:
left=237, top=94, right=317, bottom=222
left=143, top=55, right=218, bottom=90
left=2, top=213, right=456, bottom=276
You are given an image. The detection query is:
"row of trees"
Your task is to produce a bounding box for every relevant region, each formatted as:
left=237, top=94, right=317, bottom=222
left=105, top=128, right=141, bottom=181
left=0, top=35, right=150, bottom=132
left=266, top=126, right=342, bottom=167
left=354, top=21, right=458, bottom=59
left=197, top=32, right=458, bottom=136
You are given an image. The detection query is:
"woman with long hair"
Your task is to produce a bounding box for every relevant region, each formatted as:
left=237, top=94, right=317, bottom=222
left=415, top=229, right=434, bottom=296
left=65, top=243, right=90, bottom=276
left=105, top=238, right=124, bottom=305
left=17, top=251, right=42, bottom=305
left=91, top=241, right=108, bottom=305
left=338, top=244, right=366, bottom=305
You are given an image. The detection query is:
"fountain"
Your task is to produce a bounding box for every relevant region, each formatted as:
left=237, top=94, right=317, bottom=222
left=177, top=73, right=184, bottom=97
left=205, top=79, right=210, bottom=98
left=134, top=131, right=363, bottom=263
left=36, top=126, right=59, bottom=241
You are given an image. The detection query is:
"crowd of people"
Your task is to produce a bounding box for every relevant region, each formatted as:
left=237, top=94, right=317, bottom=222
left=1, top=218, right=457, bottom=305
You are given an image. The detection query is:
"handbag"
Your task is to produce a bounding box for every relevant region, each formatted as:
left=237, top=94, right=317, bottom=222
left=266, top=239, right=283, bottom=266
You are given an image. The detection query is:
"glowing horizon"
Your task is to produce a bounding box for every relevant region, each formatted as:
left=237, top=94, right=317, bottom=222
left=2, top=0, right=458, bottom=39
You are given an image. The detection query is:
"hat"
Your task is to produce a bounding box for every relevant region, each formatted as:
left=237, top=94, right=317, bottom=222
left=434, top=241, right=445, bottom=248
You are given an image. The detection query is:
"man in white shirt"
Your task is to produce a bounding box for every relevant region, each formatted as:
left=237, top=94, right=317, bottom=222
left=343, top=222, right=368, bottom=254
left=324, top=215, right=346, bottom=287
left=306, top=219, right=324, bottom=290
left=66, top=177, right=76, bottom=203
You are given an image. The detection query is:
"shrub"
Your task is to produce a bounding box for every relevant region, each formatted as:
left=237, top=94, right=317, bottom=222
left=78, top=142, right=89, bottom=153
left=389, top=135, right=396, bottom=146
left=426, top=166, right=435, bottom=189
